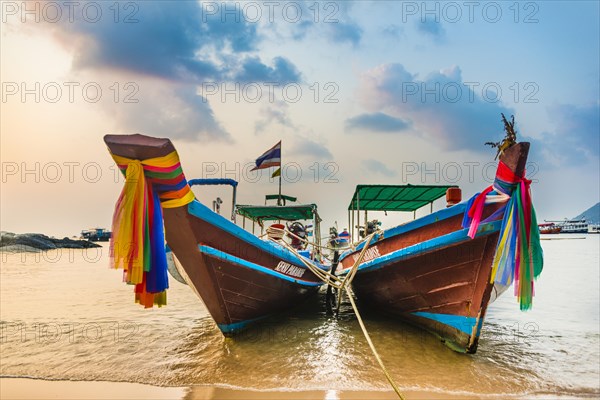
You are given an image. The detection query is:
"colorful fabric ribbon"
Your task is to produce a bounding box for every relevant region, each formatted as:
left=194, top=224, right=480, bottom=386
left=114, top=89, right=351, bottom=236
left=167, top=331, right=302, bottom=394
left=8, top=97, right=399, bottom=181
left=463, top=160, right=543, bottom=310
left=109, top=151, right=195, bottom=308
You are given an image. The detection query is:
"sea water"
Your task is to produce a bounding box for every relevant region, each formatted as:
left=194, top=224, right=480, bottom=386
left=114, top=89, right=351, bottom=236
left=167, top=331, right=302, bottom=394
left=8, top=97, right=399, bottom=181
left=1, top=235, right=598, bottom=398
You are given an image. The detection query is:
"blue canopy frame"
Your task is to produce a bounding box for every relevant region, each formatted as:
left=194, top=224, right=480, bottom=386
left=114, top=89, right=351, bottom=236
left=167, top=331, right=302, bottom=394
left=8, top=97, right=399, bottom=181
left=188, top=178, right=238, bottom=222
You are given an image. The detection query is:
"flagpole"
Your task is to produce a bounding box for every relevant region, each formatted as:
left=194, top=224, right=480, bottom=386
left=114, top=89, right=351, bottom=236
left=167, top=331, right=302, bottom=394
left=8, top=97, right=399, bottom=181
left=278, top=141, right=282, bottom=206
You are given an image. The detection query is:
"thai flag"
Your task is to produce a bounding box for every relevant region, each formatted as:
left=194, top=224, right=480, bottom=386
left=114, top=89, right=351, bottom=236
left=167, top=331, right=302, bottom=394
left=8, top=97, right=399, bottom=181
left=251, top=141, right=281, bottom=171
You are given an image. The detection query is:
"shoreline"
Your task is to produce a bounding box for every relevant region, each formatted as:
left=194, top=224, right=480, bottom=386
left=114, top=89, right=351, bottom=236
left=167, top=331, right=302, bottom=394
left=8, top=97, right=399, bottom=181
left=3, top=377, right=594, bottom=400
left=0, top=377, right=490, bottom=400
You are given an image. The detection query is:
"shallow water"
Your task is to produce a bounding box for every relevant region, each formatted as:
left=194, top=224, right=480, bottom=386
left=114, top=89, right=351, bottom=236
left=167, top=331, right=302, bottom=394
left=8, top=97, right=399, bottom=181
left=1, top=235, right=598, bottom=398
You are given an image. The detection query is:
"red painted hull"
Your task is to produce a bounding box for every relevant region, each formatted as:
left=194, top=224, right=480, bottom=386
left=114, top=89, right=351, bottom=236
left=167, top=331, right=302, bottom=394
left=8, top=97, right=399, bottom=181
left=163, top=205, right=322, bottom=333
left=341, top=222, right=499, bottom=353
left=104, top=134, right=323, bottom=335
left=339, top=143, right=530, bottom=353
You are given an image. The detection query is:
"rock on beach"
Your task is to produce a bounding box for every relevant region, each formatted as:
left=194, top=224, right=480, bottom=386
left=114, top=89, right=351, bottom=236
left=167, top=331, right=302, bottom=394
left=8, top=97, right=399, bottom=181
left=0, top=231, right=101, bottom=252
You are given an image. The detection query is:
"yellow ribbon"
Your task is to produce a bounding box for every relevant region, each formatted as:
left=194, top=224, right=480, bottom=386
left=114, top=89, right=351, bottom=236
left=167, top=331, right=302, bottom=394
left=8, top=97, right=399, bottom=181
left=109, top=150, right=195, bottom=284
left=111, top=151, right=182, bottom=169
left=489, top=205, right=514, bottom=285
left=161, top=191, right=195, bottom=208
left=111, top=159, right=146, bottom=283
left=109, top=151, right=195, bottom=209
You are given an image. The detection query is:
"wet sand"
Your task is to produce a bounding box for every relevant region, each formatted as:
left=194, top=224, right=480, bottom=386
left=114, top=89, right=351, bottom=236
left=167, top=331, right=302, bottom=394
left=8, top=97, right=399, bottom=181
left=1, top=378, right=487, bottom=399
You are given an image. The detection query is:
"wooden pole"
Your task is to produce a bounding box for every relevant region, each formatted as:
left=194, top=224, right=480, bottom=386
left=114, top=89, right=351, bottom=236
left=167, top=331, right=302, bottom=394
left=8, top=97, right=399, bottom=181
left=348, top=210, right=350, bottom=240
left=357, top=190, right=360, bottom=239
left=351, top=203, right=354, bottom=243
left=278, top=142, right=282, bottom=206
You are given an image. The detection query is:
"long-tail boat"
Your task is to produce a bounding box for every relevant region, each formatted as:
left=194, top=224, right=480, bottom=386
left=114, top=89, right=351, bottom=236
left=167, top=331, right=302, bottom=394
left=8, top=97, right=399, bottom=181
left=538, top=222, right=562, bottom=234
left=337, top=140, right=543, bottom=353
left=104, top=134, right=327, bottom=335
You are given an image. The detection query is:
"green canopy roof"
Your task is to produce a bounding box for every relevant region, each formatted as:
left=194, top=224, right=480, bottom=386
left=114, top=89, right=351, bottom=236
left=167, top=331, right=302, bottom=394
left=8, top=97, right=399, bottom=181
left=348, top=184, right=457, bottom=212
left=236, top=204, right=319, bottom=223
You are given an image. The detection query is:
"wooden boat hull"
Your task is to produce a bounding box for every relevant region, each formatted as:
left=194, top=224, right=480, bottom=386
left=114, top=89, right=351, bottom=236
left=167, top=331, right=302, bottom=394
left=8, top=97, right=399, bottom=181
left=104, top=134, right=325, bottom=334
left=163, top=202, right=323, bottom=334
left=170, top=242, right=320, bottom=333
left=345, top=219, right=500, bottom=353
left=339, top=143, right=530, bottom=353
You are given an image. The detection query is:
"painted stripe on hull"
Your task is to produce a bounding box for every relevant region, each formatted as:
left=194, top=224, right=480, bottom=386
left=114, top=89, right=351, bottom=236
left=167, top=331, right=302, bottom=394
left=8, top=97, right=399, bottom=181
left=217, top=315, right=274, bottom=334
left=198, top=245, right=322, bottom=287
left=339, top=220, right=501, bottom=275
left=411, top=311, right=476, bottom=335
left=340, top=203, right=468, bottom=262
left=349, top=231, right=500, bottom=353
left=196, top=247, right=320, bottom=334
left=188, top=200, right=328, bottom=272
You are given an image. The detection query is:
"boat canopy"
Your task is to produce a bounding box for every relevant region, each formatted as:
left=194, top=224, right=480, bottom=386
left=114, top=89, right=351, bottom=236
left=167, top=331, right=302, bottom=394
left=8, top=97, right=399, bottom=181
left=236, top=204, right=320, bottom=223
left=348, top=184, right=457, bottom=212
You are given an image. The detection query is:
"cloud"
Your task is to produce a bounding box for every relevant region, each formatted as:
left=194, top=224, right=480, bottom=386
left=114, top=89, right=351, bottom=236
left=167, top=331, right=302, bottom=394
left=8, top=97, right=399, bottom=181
left=345, top=112, right=411, bottom=133
left=254, top=101, right=296, bottom=135
left=290, top=138, right=333, bottom=159
left=108, top=85, right=231, bottom=142
left=416, top=19, right=445, bottom=42
left=533, top=103, right=600, bottom=166
left=51, top=2, right=301, bottom=85
left=234, top=56, right=302, bottom=84
left=548, top=103, right=599, bottom=150
left=382, top=24, right=404, bottom=39
left=362, top=159, right=397, bottom=177
left=357, top=63, right=513, bottom=151
left=327, top=21, right=363, bottom=46
left=60, top=2, right=220, bottom=81
left=38, top=1, right=307, bottom=142
left=270, top=1, right=363, bottom=46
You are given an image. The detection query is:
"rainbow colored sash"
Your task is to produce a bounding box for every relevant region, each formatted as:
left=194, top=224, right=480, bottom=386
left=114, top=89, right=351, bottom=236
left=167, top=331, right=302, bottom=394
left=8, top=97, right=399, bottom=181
left=463, top=161, right=543, bottom=310
left=109, top=151, right=195, bottom=308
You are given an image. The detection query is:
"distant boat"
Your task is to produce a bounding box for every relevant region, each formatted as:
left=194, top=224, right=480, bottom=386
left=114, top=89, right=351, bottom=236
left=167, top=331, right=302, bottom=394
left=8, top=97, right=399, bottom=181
left=546, top=219, right=588, bottom=234
left=588, top=224, right=600, bottom=234
left=104, top=134, right=327, bottom=335
left=538, top=223, right=561, bottom=234
left=81, top=228, right=111, bottom=241
left=336, top=141, right=543, bottom=354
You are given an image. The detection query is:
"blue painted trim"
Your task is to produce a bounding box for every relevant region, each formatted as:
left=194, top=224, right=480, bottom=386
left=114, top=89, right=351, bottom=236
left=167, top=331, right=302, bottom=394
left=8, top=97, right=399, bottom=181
left=475, top=314, right=484, bottom=337
left=340, top=203, right=468, bottom=262
left=198, top=245, right=322, bottom=287
left=411, top=311, right=477, bottom=336
left=189, top=178, right=238, bottom=187
left=338, top=220, right=501, bottom=275
left=217, top=315, right=272, bottom=333
left=187, top=200, right=328, bottom=271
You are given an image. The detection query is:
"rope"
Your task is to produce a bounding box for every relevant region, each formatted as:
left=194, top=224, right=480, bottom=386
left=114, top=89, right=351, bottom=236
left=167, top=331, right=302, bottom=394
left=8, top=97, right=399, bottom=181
left=263, top=226, right=355, bottom=252
left=268, top=228, right=405, bottom=399
left=346, top=288, right=406, bottom=400
left=336, top=232, right=375, bottom=314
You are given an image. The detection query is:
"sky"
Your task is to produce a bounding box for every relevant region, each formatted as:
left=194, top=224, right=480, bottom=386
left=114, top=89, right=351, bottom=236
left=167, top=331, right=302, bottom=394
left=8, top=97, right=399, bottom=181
left=1, top=0, right=599, bottom=237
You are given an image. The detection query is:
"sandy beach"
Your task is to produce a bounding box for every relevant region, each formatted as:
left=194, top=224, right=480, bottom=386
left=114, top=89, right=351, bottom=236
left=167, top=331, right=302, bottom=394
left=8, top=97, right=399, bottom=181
left=1, top=378, right=493, bottom=400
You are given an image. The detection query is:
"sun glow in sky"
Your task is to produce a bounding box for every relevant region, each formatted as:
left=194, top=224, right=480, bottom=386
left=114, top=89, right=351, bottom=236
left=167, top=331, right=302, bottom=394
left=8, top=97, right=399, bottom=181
left=1, top=1, right=599, bottom=237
